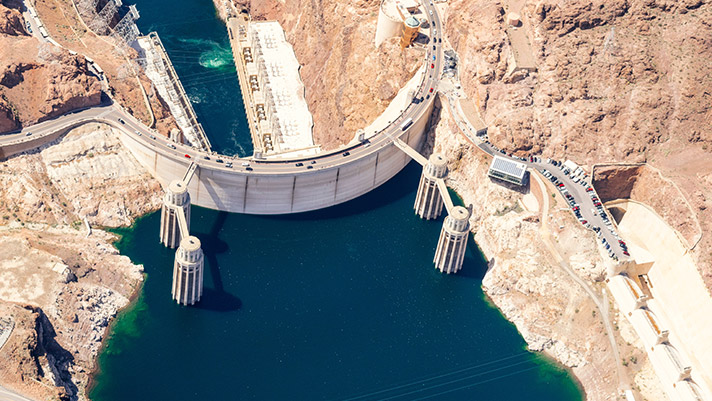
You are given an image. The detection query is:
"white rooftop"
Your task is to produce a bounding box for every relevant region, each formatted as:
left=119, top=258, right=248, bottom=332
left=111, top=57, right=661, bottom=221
left=489, top=156, right=527, bottom=179
left=250, top=21, right=314, bottom=153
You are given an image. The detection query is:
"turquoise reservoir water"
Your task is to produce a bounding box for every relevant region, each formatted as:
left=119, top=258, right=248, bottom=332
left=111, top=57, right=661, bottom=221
left=91, top=1, right=585, bottom=399
left=90, top=165, right=583, bottom=401
left=136, top=0, right=252, bottom=156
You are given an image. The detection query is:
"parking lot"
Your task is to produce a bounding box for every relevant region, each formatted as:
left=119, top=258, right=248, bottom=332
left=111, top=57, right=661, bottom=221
left=531, top=157, right=629, bottom=262
left=478, top=141, right=630, bottom=262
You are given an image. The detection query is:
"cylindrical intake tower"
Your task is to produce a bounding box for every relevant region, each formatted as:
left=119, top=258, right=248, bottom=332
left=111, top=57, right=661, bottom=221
left=414, top=153, right=448, bottom=219
left=434, top=206, right=470, bottom=274
left=159, top=180, right=191, bottom=248
left=172, top=236, right=204, bottom=306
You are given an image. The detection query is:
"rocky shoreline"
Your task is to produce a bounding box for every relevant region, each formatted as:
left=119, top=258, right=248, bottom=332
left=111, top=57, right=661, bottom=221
left=425, top=98, right=665, bottom=400
left=0, top=123, right=160, bottom=401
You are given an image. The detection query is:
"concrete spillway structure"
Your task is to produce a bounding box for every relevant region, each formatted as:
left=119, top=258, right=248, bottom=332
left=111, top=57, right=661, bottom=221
left=159, top=180, right=191, bottom=248
left=414, top=153, right=447, bottom=219
left=434, top=206, right=471, bottom=274
left=172, top=236, right=204, bottom=306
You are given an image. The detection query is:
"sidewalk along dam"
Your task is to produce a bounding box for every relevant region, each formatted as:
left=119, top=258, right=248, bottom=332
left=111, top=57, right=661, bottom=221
left=113, top=4, right=440, bottom=216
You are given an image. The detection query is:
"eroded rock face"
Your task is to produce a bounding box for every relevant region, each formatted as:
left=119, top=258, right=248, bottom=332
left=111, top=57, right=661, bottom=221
left=0, top=97, right=19, bottom=132
left=425, top=102, right=626, bottom=400
left=445, top=0, right=712, bottom=290
left=447, top=0, right=712, bottom=163
left=0, top=39, right=102, bottom=133
left=0, top=0, right=28, bottom=36
left=0, top=123, right=158, bottom=400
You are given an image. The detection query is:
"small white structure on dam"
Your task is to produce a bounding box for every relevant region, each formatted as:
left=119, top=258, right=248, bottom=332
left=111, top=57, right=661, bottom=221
left=375, top=0, right=422, bottom=48
left=434, top=206, right=471, bottom=274
left=160, top=180, right=191, bottom=248
left=414, top=153, right=447, bottom=220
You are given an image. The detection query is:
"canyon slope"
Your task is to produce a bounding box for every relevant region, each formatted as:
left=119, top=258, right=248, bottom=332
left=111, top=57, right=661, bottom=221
left=0, top=1, right=102, bottom=133
left=0, top=124, right=162, bottom=400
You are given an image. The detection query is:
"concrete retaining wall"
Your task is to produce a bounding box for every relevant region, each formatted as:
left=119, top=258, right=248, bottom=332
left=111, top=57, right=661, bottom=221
left=0, top=120, right=92, bottom=161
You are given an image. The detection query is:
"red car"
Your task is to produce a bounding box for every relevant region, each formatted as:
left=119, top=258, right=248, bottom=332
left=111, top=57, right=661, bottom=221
left=431, top=63, right=435, bottom=69
left=184, top=154, right=191, bottom=159
left=429, top=88, right=434, bottom=93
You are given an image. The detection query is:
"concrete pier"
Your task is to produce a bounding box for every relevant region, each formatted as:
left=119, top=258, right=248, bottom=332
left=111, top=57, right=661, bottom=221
left=172, top=236, right=204, bottom=306
left=414, top=153, right=448, bottom=219
left=159, top=180, right=191, bottom=248
left=434, top=206, right=471, bottom=274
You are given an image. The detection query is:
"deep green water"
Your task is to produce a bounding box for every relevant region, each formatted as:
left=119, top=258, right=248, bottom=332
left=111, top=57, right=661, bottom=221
left=90, top=1, right=585, bottom=399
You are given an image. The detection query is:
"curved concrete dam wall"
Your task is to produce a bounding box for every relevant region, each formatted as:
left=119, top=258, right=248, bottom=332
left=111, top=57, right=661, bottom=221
left=120, top=99, right=434, bottom=214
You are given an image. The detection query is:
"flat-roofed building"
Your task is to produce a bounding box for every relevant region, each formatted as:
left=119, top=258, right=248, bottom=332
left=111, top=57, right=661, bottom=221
left=249, top=21, right=316, bottom=156
left=488, top=156, right=528, bottom=186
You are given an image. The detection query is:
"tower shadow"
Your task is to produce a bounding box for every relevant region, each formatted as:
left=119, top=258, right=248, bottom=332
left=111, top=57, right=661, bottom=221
left=194, top=211, right=242, bottom=312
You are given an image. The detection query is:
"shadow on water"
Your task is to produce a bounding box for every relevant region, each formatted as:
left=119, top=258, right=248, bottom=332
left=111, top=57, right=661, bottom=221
left=455, top=235, right=489, bottom=281
left=193, top=211, right=242, bottom=312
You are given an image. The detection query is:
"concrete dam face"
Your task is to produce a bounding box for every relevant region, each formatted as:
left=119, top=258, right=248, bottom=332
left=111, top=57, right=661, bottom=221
left=119, top=99, right=433, bottom=215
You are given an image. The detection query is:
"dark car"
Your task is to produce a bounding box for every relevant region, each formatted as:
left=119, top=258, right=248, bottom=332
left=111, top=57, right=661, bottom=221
left=296, top=162, right=304, bottom=167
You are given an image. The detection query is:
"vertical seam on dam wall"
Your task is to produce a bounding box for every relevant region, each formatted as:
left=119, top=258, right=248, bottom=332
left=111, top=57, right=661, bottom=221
left=372, top=153, right=380, bottom=186
left=333, top=168, right=340, bottom=202
left=243, top=177, right=249, bottom=213
left=290, top=176, right=297, bottom=213
left=195, top=167, right=201, bottom=200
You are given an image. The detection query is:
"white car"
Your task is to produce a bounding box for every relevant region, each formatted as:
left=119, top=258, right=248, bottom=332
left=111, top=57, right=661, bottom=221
left=241, top=161, right=250, bottom=167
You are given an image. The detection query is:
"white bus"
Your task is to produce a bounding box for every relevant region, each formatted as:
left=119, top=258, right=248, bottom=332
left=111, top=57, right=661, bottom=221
left=400, top=118, right=413, bottom=131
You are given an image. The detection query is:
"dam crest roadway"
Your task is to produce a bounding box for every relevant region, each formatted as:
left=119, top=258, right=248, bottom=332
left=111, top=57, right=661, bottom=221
left=1, top=0, right=446, bottom=217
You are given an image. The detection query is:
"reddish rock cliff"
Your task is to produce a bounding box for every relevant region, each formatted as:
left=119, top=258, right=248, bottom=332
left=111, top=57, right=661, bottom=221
left=0, top=38, right=102, bottom=132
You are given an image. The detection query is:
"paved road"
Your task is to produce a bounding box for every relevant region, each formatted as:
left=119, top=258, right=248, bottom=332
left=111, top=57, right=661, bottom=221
left=0, top=386, right=35, bottom=401
left=469, top=137, right=628, bottom=262
left=528, top=158, right=627, bottom=261
left=1, top=0, right=445, bottom=180
left=533, top=173, right=629, bottom=391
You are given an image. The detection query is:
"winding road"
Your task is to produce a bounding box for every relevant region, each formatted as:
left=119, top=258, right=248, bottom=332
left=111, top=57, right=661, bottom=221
left=1, top=0, right=445, bottom=181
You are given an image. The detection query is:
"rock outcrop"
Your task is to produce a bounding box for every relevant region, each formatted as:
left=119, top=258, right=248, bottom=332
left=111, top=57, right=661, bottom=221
left=0, top=0, right=28, bottom=37
left=428, top=100, right=661, bottom=400
left=443, top=0, right=712, bottom=290
left=0, top=39, right=103, bottom=132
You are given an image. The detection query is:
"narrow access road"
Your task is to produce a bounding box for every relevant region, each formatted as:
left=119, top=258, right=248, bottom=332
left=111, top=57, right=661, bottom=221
left=0, top=386, right=36, bottom=401
left=532, top=172, right=630, bottom=392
